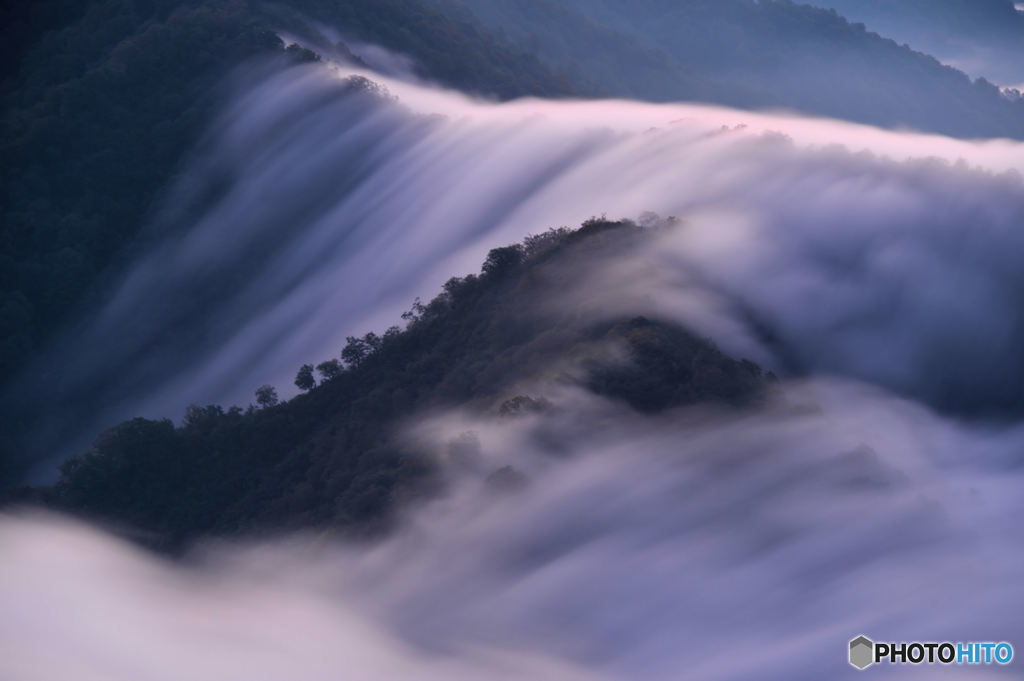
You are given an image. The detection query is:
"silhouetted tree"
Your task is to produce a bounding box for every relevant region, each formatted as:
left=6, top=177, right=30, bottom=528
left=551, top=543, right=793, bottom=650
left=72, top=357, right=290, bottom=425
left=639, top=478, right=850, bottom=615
left=255, top=385, right=278, bottom=408
left=317, top=359, right=342, bottom=381
left=401, top=297, right=425, bottom=323
left=481, top=245, right=524, bottom=277
left=342, top=336, right=369, bottom=367
left=295, top=364, right=315, bottom=391
left=363, top=332, right=383, bottom=353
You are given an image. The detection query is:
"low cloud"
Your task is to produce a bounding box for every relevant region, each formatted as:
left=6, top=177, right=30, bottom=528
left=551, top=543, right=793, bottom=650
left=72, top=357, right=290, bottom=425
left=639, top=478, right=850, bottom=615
left=3, top=380, right=1022, bottom=679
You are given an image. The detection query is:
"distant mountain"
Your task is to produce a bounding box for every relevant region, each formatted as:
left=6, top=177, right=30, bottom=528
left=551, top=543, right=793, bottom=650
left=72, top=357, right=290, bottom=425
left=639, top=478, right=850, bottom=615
left=436, top=0, right=1024, bottom=137
left=22, top=219, right=768, bottom=548
left=804, top=0, right=1024, bottom=88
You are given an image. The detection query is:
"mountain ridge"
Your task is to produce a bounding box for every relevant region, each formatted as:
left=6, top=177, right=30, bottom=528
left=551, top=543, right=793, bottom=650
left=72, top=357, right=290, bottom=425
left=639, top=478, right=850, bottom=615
left=12, top=218, right=769, bottom=549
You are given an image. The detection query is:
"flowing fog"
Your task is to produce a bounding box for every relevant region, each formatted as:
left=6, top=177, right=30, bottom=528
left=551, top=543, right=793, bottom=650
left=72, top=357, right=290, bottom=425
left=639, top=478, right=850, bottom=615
left=3, top=53, right=1024, bottom=679
left=6, top=56, right=1024, bottom=481
left=3, top=380, right=1023, bottom=680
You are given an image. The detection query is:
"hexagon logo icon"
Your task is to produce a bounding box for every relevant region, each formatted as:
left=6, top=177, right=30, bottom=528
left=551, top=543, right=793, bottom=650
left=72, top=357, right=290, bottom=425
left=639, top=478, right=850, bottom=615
left=849, top=635, right=875, bottom=670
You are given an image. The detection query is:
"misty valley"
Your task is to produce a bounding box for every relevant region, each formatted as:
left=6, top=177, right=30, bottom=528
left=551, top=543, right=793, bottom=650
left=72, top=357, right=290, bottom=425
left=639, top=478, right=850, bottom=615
left=2, top=1, right=1024, bottom=680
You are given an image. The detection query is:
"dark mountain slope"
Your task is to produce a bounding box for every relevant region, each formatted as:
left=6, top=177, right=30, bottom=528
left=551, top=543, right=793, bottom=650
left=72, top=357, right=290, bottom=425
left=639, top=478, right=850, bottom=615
left=275, top=0, right=574, bottom=97
left=1, top=2, right=284, bottom=387
left=30, top=219, right=767, bottom=548
left=806, top=0, right=1024, bottom=87
left=426, top=0, right=714, bottom=101
left=440, top=0, right=1024, bottom=137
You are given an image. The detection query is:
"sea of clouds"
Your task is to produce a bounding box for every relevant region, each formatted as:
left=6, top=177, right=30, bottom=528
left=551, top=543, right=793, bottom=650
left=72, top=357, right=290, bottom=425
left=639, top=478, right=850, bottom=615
left=3, top=47, right=1024, bottom=680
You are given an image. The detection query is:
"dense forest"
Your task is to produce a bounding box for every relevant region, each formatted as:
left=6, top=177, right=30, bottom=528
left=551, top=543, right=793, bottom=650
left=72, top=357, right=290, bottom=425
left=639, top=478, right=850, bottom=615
left=437, top=0, right=1024, bottom=136
left=21, top=219, right=768, bottom=548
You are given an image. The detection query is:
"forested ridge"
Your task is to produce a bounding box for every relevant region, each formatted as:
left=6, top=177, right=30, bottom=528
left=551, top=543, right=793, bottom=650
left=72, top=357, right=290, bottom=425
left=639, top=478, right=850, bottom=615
left=21, top=219, right=769, bottom=548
